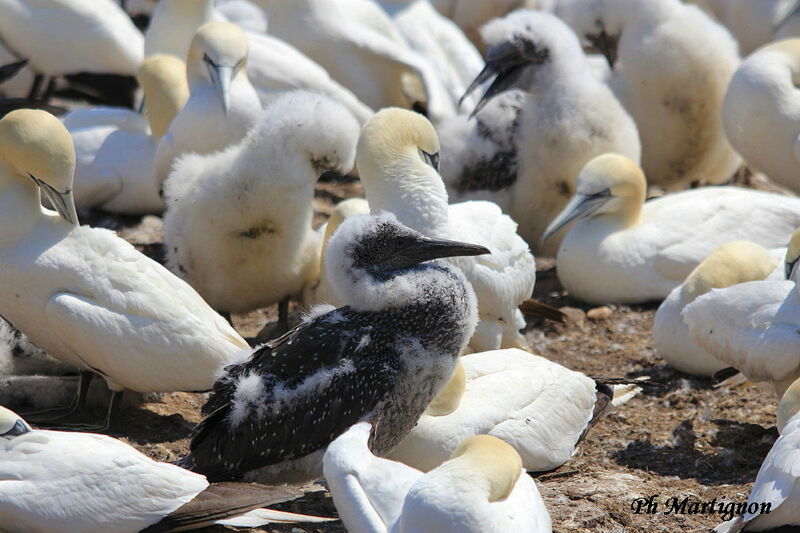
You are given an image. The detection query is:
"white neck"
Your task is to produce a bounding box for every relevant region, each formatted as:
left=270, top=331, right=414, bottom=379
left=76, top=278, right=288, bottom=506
left=0, top=165, right=52, bottom=246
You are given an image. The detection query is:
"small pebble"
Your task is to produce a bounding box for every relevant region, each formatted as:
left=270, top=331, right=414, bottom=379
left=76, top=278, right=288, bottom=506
left=587, top=306, right=613, bottom=321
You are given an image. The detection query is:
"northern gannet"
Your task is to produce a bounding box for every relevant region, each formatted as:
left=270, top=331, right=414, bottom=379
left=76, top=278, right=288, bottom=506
left=654, top=241, right=782, bottom=377
left=683, top=229, right=800, bottom=397
left=0, top=0, right=143, bottom=98
left=63, top=55, right=188, bottom=214
left=256, top=0, right=456, bottom=122
left=324, top=423, right=552, bottom=533
left=154, top=21, right=262, bottom=190
left=714, top=378, right=800, bottom=532
left=556, top=0, right=742, bottom=189
left=357, top=108, right=536, bottom=352
left=0, top=406, right=331, bottom=532
left=723, top=39, right=800, bottom=194
left=696, top=0, right=799, bottom=55
left=178, top=214, right=487, bottom=483
left=216, top=0, right=268, bottom=34
left=0, top=109, right=249, bottom=429
left=163, top=91, right=360, bottom=327
left=543, top=153, right=800, bottom=305
left=386, top=348, right=637, bottom=473
left=0, top=319, right=72, bottom=377
left=439, top=10, right=640, bottom=253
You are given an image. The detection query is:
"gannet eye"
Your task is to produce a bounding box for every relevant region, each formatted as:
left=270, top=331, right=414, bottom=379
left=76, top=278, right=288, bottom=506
left=203, top=53, right=218, bottom=68
left=419, top=149, right=440, bottom=172
left=1, top=419, right=30, bottom=438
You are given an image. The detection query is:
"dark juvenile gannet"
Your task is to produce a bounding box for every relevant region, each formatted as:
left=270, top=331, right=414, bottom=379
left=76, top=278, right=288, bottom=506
left=179, top=213, right=488, bottom=483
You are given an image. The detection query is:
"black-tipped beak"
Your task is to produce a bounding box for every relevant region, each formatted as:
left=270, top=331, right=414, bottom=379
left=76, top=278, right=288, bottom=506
left=786, top=257, right=798, bottom=281
left=385, top=237, right=490, bottom=270
left=461, top=39, right=549, bottom=119
left=586, top=30, right=619, bottom=69
left=31, top=175, right=79, bottom=226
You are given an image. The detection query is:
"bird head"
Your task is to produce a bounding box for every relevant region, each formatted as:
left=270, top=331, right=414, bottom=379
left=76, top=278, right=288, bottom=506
left=0, top=407, right=32, bottom=440
left=785, top=228, right=800, bottom=281
left=682, top=241, right=778, bottom=302
left=778, top=377, right=800, bottom=434
left=357, top=107, right=440, bottom=177
left=137, top=55, right=190, bottom=139
left=448, top=435, right=523, bottom=502
left=555, top=0, right=631, bottom=68
left=188, top=21, right=249, bottom=116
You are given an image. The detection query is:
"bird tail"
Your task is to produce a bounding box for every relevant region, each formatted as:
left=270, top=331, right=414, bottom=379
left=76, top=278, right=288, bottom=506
left=215, top=508, right=336, bottom=527
left=518, top=299, right=566, bottom=323
left=712, top=367, right=751, bottom=389
left=714, top=517, right=745, bottom=533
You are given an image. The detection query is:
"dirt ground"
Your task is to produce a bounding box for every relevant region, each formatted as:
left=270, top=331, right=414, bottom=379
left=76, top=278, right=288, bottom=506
left=18, top=171, right=783, bottom=533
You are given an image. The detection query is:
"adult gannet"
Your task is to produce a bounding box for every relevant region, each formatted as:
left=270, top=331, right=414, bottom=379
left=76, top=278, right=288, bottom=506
left=439, top=10, right=640, bottom=253
left=154, top=21, right=261, bottom=189
left=178, top=213, right=487, bottom=483
left=256, top=0, right=456, bottom=122
left=683, top=229, right=800, bottom=397
left=0, top=109, right=249, bottom=429
left=324, top=423, right=552, bottom=533
left=163, top=91, right=360, bottom=328
left=63, top=55, right=188, bottom=214
left=556, top=0, right=742, bottom=189
left=357, top=108, right=536, bottom=352
left=386, top=348, right=637, bottom=473
left=543, top=153, right=800, bottom=304
left=0, top=0, right=143, bottom=98
left=0, top=406, right=331, bottom=532
left=714, top=378, right=800, bottom=532
left=654, top=241, right=782, bottom=377
left=723, top=39, right=800, bottom=194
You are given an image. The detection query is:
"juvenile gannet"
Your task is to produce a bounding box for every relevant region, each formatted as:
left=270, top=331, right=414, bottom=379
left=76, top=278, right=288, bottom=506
left=439, top=10, right=640, bottom=253
left=387, top=348, right=637, bottom=473
left=714, top=378, right=800, bottom=532
left=257, top=0, right=456, bottom=122
left=723, top=39, right=800, bottom=194
left=0, top=109, right=249, bottom=428
left=654, top=241, right=782, bottom=377
left=63, top=55, right=188, bottom=214
left=163, top=91, right=360, bottom=327
left=556, top=0, right=742, bottom=188
left=683, top=229, right=800, bottom=397
left=0, top=319, right=73, bottom=377
left=324, top=423, right=552, bottom=533
left=0, top=0, right=144, bottom=98
left=178, top=214, right=487, bottom=483
left=358, top=108, right=536, bottom=351
left=0, top=406, right=331, bottom=533
left=543, top=153, right=800, bottom=304
left=154, top=21, right=262, bottom=189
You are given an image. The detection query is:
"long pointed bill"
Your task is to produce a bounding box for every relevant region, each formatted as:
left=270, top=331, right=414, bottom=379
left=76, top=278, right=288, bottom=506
left=387, top=237, right=491, bottom=270
left=34, top=177, right=79, bottom=226
left=208, top=65, right=233, bottom=116
left=786, top=257, right=799, bottom=281
left=542, top=191, right=612, bottom=242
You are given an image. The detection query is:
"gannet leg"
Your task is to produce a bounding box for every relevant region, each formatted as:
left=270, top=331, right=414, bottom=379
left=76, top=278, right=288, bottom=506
left=278, top=297, right=290, bottom=334
left=27, top=74, right=43, bottom=101
left=21, top=370, right=94, bottom=422
left=41, top=390, right=124, bottom=433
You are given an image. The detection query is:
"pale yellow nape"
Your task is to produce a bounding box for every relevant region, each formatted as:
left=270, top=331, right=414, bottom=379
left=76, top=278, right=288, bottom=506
left=187, top=21, right=249, bottom=67
left=778, top=377, right=800, bottom=434
left=357, top=107, right=440, bottom=164
left=137, top=55, right=190, bottom=139
left=0, top=109, right=75, bottom=192
left=580, top=153, right=646, bottom=202
left=449, top=434, right=523, bottom=502
left=682, top=241, right=778, bottom=301
left=426, top=360, right=466, bottom=416
left=785, top=228, right=800, bottom=266
left=0, top=406, right=23, bottom=434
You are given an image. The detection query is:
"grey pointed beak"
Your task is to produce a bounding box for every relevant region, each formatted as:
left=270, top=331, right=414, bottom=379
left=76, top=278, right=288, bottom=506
left=786, top=257, right=798, bottom=281
left=386, top=236, right=491, bottom=270
left=208, top=64, right=233, bottom=116
left=542, top=190, right=612, bottom=242
left=33, top=176, right=79, bottom=226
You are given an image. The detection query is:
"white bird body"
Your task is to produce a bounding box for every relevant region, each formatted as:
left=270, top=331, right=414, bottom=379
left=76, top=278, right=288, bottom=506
left=0, top=42, right=34, bottom=98
left=216, top=0, right=268, bottom=34
left=653, top=241, right=782, bottom=377
left=697, top=0, right=798, bottom=55
left=163, top=91, right=360, bottom=313
left=387, top=349, right=600, bottom=472
left=723, top=39, right=800, bottom=194
left=557, top=0, right=741, bottom=188
left=0, top=0, right=143, bottom=76
left=324, top=423, right=552, bottom=533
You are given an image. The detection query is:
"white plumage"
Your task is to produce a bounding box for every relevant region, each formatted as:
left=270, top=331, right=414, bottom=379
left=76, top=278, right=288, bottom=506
left=696, top=0, right=799, bottom=55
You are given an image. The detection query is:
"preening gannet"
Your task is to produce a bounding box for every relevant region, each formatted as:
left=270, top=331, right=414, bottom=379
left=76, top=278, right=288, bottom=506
left=324, top=423, right=552, bottom=533
left=543, top=153, right=800, bottom=305
left=387, top=348, right=634, bottom=473
left=357, top=108, right=536, bottom=352
left=714, top=378, right=800, bottom=532
left=0, top=109, right=249, bottom=428
left=683, top=229, right=800, bottom=397
left=654, top=241, right=782, bottom=377
left=556, top=0, right=742, bottom=188
left=63, top=55, right=188, bottom=214
left=154, top=21, right=261, bottom=189
left=723, top=39, right=800, bottom=194
left=178, top=214, right=486, bottom=483
left=163, top=91, right=360, bottom=323
left=0, top=406, right=331, bottom=533
left=439, top=10, right=640, bottom=254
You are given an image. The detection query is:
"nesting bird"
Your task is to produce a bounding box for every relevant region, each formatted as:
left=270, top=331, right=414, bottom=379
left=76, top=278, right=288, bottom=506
left=544, top=153, right=800, bottom=305
left=358, top=108, right=536, bottom=352
left=556, top=0, right=742, bottom=188
left=324, top=423, right=552, bottom=533
left=439, top=10, right=640, bottom=253
left=178, top=214, right=487, bottom=483
left=163, top=91, right=360, bottom=326
left=0, top=109, right=249, bottom=429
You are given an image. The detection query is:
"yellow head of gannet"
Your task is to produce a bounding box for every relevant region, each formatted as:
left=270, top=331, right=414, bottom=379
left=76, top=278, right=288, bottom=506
left=542, top=152, right=645, bottom=241
left=448, top=434, right=523, bottom=502
left=0, top=109, right=79, bottom=225
left=425, top=360, right=466, bottom=416
left=137, top=55, right=190, bottom=139
left=187, top=21, right=249, bottom=116
left=0, top=406, right=31, bottom=439
left=778, top=377, right=800, bottom=434
left=785, top=228, right=800, bottom=281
